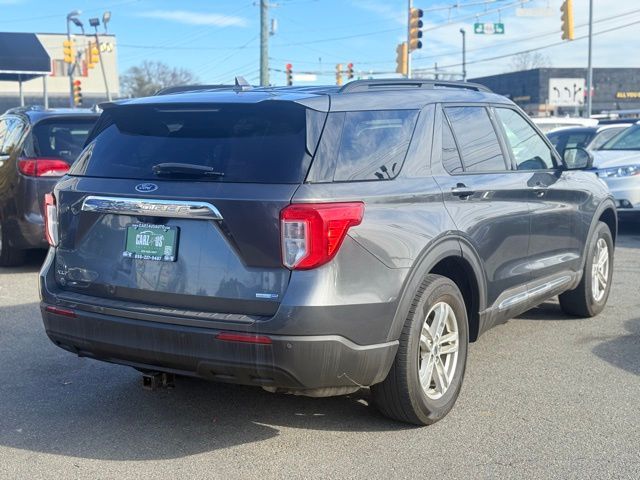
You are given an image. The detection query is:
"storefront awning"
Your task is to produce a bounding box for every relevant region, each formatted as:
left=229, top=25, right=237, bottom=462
left=0, top=32, right=50, bottom=82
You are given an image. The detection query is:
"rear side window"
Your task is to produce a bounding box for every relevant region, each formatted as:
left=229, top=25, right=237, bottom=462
left=445, top=106, right=506, bottom=172
left=333, top=110, right=418, bottom=181
left=31, top=118, right=96, bottom=164
left=72, top=102, right=324, bottom=184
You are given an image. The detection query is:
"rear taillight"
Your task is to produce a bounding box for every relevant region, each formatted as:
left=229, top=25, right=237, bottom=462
left=45, top=305, right=76, bottom=318
left=280, top=202, right=364, bottom=270
left=44, top=193, right=58, bottom=247
left=215, top=332, right=272, bottom=344
left=18, top=158, right=70, bottom=177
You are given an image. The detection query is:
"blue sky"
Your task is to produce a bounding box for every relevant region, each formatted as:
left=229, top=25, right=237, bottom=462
left=0, top=0, right=636, bottom=85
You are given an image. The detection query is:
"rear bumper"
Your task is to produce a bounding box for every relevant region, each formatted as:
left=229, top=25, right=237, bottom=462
left=41, top=304, right=398, bottom=390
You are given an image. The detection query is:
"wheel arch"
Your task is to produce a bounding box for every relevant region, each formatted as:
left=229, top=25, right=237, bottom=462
left=597, top=204, right=617, bottom=245
left=387, top=235, right=487, bottom=344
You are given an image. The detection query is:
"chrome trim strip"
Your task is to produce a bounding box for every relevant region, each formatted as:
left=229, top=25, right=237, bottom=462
left=81, top=196, right=223, bottom=220
left=498, top=275, right=572, bottom=311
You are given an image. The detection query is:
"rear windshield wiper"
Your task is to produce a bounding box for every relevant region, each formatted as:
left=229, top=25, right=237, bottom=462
left=152, top=163, right=225, bottom=178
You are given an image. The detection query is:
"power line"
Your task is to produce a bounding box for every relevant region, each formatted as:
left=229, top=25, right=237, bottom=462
left=414, top=7, right=640, bottom=62
left=269, top=0, right=528, bottom=47
left=414, top=18, right=640, bottom=72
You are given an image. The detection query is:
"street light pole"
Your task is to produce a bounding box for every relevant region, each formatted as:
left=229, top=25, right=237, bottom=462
left=66, top=10, right=83, bottom=108
left=460, top=28, right=467, bottom=81
left=586, top=0, right=594, bottom=117
left=89, top=18, right=112, bottom=101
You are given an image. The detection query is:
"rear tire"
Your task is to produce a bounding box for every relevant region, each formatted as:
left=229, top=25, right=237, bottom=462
left=372, top=274, right=469, bottom=425
left=559, top=221, right=613, bottom=317
left=0, top=222, right=25, bottom=267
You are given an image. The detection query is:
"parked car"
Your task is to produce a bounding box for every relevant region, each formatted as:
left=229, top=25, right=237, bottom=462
left=547, top=124, right=632, bottom=156
left=592, top=123, right=640, bottom=215
left=531, top=116, right=598, bottom=133
left=40, top=80, right=616, bottom=425
left=0, top=106, right=98, bottom=266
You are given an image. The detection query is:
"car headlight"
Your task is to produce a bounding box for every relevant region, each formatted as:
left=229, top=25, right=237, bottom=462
left=597, top=164, right=640, bottom=178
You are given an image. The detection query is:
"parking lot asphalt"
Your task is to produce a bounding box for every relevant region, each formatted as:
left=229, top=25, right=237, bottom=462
left=0, top=221, right=639, bottom=479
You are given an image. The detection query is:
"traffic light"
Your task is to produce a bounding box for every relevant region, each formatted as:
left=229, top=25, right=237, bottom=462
left=409, top=7, right=423, bottom=52
left=285, top=63, right=293, bottom=86
left=395, top=43, right=408, bottom=76
left=73, top=80, right=82, bottom=106
left=561, top=0, right=574, bottom=41
left=63, top=39, right=75, bottom=64
left=346, top=63, right=354, bottom=80
left=336, top=63, right=343, bottom=86
left=88, top=41, right=100, bottom=69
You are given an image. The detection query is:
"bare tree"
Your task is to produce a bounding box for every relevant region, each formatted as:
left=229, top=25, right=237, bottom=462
left=120, top=61, right=199, bottom=98
left=509, top=52, right=552, bottom=72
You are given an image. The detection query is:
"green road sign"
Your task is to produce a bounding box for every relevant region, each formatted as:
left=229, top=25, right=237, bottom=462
left=474, top=22, right=505, bottom=34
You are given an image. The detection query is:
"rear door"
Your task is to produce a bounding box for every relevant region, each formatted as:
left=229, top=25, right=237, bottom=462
left=54, top=101, right=324, bottom=317
left=433, top=104, right=532, bottom=310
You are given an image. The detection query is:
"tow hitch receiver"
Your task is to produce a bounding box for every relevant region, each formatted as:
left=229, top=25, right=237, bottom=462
left=142, top=372, right=175, bottom=391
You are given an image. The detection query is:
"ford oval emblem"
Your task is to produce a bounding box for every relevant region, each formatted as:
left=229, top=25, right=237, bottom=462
left=135, top=183, right=158, bottom=193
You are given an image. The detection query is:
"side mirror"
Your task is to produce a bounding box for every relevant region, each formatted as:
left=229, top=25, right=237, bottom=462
left=563, top=147, right=593, bottom=170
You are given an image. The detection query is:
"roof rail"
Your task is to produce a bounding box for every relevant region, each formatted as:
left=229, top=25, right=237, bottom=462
left=339, top=79, right=491, bottom=94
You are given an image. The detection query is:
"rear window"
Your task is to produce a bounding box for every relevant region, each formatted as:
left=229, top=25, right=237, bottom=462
left=32, top=118, right=96, bottom=164
left=71, top=103, right=324, bottom=184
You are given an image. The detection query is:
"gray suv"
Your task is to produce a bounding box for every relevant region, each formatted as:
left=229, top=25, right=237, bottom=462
left=39, top=80, right=616, bottom=425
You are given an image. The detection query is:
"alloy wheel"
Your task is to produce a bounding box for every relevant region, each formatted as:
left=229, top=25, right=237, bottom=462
left=591, top=238, right=609, bottom=302
left=418, top=301, right=460, bottom=400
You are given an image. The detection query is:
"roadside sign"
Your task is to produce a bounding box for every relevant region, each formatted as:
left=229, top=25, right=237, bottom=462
left=548, top=78, right=585, bottom=107
left=473, top=22, right=505, bottom=34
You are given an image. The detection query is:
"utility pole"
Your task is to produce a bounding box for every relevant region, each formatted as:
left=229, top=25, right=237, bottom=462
left=260, top=0, right=269, bottom=86
left=406, top=0, right=412, bottom=79
left=586, top=0, right=593, bottom=117
left=460, top=28, right=467, bottom=81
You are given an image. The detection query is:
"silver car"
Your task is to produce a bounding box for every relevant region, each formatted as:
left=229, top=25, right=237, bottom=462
left=592, top=123, right=640, bottom=214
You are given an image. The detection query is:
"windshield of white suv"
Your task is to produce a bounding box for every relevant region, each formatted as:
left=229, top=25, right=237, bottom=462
left=599, top=125, right=640, bottom=150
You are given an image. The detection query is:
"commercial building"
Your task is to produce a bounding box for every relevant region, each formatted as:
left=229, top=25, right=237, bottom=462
left=0, top=32, right=118, bottom=113
left=470, top=68, right=640, bottom=117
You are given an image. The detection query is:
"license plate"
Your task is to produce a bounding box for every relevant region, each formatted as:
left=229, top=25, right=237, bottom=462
left=123, top=224, right=179, bottom=262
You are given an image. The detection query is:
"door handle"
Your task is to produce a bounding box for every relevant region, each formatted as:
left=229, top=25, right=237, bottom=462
left=451, top=183, right=475, bottom=198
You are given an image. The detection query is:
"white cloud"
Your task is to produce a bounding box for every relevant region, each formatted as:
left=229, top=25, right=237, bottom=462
left=137, top=10, right=248, bottom=27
